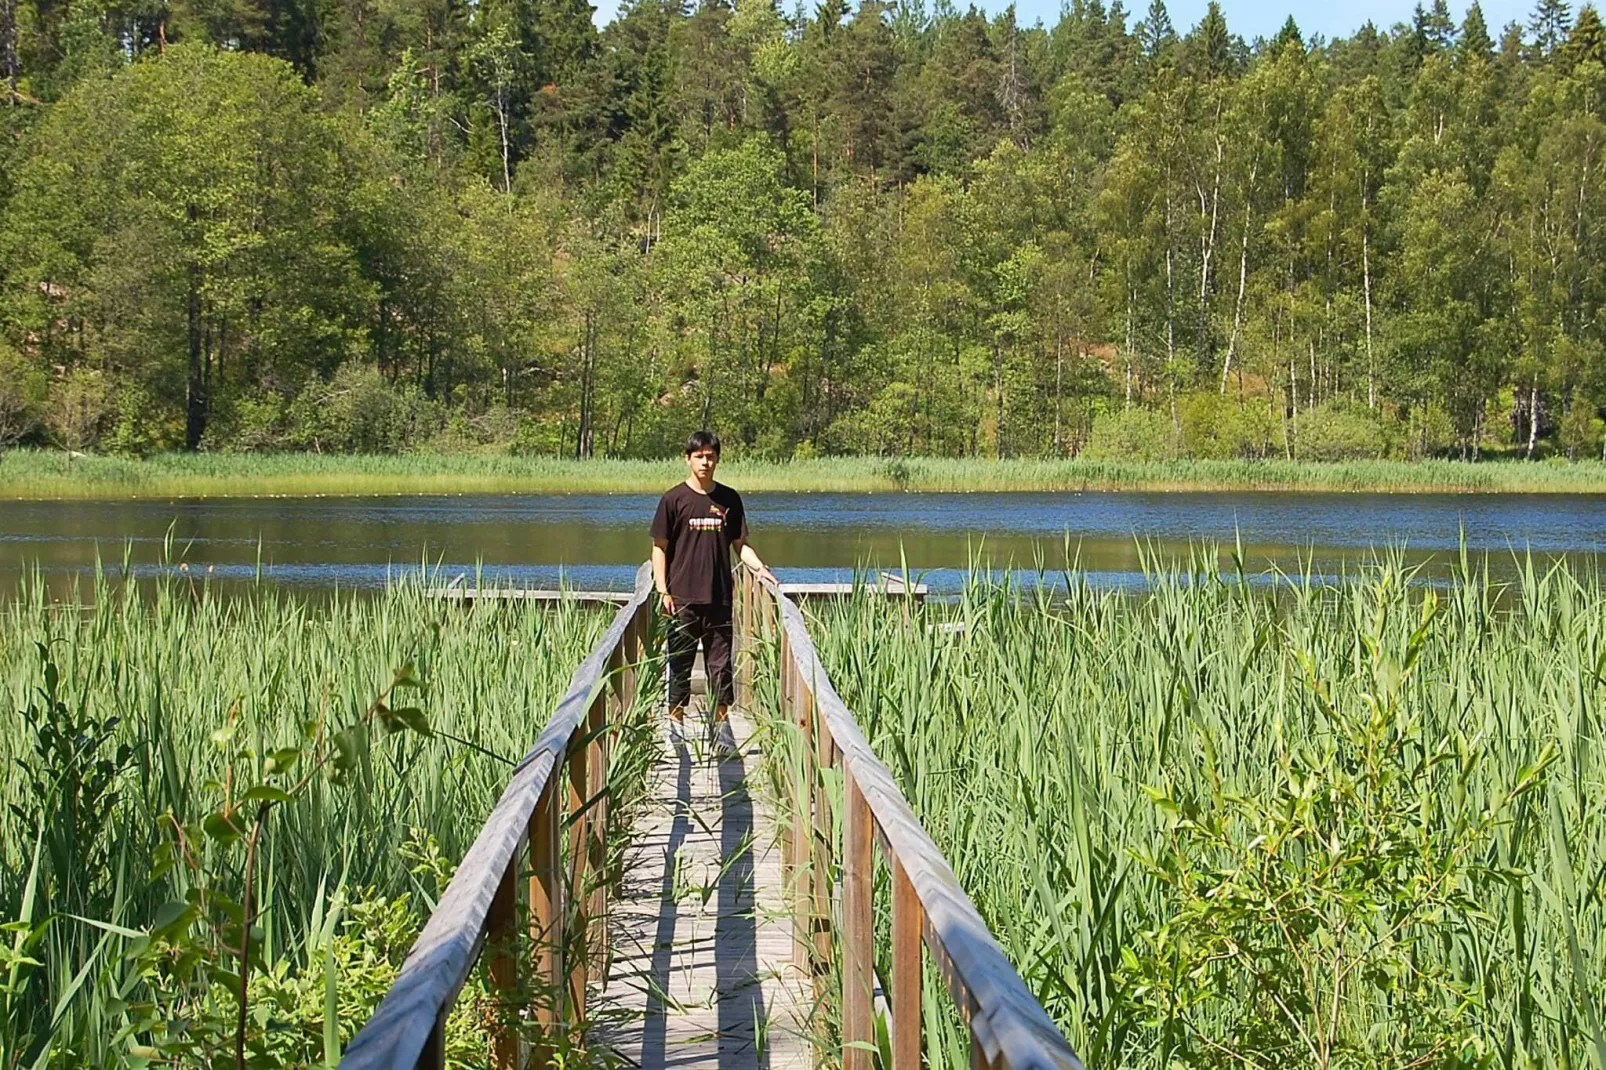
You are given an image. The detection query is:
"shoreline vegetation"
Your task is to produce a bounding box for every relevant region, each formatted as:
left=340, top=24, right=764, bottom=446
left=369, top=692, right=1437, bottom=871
left=4, top=449, right=1606, bottom=499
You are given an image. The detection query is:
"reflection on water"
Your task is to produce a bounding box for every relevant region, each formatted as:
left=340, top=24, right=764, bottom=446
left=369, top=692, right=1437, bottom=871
left=3, top=491, right=1604, bottom=597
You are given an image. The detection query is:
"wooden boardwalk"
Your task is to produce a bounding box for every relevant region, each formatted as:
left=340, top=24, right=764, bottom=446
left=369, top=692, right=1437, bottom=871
left=593, top=707, right=812, bottom=1070
left=339, top=568, right=1079, bottom=1070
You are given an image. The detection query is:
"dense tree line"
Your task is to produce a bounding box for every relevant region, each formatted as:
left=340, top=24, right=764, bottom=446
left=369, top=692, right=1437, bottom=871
left=0, top=0, right=1602, bottom=460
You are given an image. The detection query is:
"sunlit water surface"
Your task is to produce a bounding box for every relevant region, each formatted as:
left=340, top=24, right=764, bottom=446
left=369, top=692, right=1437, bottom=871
left=3, top=491, right=1604, bottom=597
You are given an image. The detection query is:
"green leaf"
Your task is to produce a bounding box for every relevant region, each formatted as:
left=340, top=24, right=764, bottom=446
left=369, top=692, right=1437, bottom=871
left=387, top=707, right=432, bottom=737
left=331, top=727, right=361, bottom=772
left=262, top=747, right=302, bottom=775
left=150, top=902, right=192, bottom=938
left=242, top=785, right=295, bottom=805
left=203, top=809, right=243, bottom=844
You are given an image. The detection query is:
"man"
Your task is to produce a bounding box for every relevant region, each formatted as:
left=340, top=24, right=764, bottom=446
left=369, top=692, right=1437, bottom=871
left=650, top=429, right=777, bottom=726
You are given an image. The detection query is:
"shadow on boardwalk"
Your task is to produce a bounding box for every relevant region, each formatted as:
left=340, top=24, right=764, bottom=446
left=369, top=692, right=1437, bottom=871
left=595, top=711, right=806, bottom=1070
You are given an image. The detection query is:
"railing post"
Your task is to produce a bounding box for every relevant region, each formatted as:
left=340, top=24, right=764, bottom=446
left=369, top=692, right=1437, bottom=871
left=892, top=858, right=922, bottom=1070
left=487, top=856, right=519, bottom=1070
left=842, top=766, right=874, bottom=1070
left=779, top=626, right=794, bottom=897
left=529, top=780, right=562, bottom=1066
left=595, top=654, right=616, bottom=978
left=812, top=702, right=835, bottom=996
left=738, top=573, right=754, bottom=707
left=416, top=1009, right=446, bottom=1070
left=792, top=670, right=814, bottom=971
left=971, top=1032, right=999, bottom=1070
left=567, top=715, right=591, bottom=1021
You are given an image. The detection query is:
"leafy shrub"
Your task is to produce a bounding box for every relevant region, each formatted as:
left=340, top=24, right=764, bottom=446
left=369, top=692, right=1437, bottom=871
left=1121, top=588, right=1552, bottom=1069
left=44, top=367, right=115, bottom=451
left=509, top=413, right=569, bottom=456
left=1081, top=405, right=1177, bottom=461
left=1399, top=402, right=1459, bottom=459
left=0, top=343, right=47, bottom=448
left=1293, top=399, right=1386, bottom=461
left=1558, top=401, right=1605, bottom=460
left=202, top=392, right=290, bottom=452
left=287, top=362, right=439, bottom=452
left=103, top=378, right=184, bottom=457
left=423, top=403, right=521, bottom=453
left=1178, top=392, right=1279, bottom=459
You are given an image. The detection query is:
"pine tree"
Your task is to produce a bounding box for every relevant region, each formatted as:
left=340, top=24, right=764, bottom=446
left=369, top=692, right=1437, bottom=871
left=1185, top=0, right=1229, bottom=79
left=1530, top=0, right=1572, bottom=56
left=1499, top=18, right=1526, bottom=62
left=1410, top=0, right=1455, bottom=56
left=1459, top=1, right=1494, bottom=59
left=1134, top=0, right=1172, bottom=59
left=814, top=0, right=847, bottom=35
left=1273, top=14, right=1302, bottom=52
left=1563, top=3, right=1605, bottom=67
left=1428, top=0, right=1456, bottom=47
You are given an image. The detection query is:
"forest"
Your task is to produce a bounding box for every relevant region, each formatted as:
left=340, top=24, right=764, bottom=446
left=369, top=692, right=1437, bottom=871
left=0, top=0, right=1603, bottom=462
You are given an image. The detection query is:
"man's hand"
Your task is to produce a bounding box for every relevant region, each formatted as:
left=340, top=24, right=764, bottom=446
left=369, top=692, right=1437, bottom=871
left=660, top=591, right=677, bottom=615
left=751, top=564, right=778, bottom=587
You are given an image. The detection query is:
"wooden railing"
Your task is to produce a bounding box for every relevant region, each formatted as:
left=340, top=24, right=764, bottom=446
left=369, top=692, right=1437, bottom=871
left=341, top=563, right=655, bottom=1070
left=342, top=561, right=1082, bottom=1070
left=734, top=570, right=1086, bottom=1070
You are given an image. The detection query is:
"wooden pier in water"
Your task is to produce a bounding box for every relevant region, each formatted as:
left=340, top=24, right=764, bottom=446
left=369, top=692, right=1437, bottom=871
left=342, top=566, right=1078, bottom=1070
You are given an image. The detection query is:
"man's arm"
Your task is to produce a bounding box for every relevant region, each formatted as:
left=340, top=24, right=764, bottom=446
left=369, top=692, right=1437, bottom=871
left=732, top=539, right=778, bottom=586
left=651, top=539, right=675, bottom=614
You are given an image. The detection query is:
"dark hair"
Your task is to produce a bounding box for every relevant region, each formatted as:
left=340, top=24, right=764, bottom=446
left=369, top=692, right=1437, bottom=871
left=684, top=429, right=721, bottom=457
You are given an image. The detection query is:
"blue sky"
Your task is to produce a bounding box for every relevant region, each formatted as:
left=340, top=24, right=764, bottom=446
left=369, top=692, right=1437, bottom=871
left=590, top=0, right=1538, bottom=45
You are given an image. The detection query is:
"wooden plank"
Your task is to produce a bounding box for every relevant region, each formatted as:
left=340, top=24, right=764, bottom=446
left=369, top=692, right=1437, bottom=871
left=592, top=708, right=811, bottom=1070
left=892, top=859, right=922, bottom=1070
left=841, top=768, right=874, bottom=1070
left=341, top=563, right=654, bottom=1070
left=431, top=577, right=925, bottom=607
left=430, top=588, right=633, bottom=605
left=765, top=582, right=1085, bottom=1070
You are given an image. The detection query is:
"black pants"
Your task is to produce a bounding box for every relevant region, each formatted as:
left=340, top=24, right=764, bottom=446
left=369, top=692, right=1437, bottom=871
left=667, top=603, right=734, bottom=710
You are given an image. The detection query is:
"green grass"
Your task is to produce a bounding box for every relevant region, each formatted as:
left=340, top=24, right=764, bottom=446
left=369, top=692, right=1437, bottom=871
left=799, top=552, right=1606, bottom=1069
left=0, top=569, right=660, bottom=1065
left=5, top=449, right=1606, bottom=498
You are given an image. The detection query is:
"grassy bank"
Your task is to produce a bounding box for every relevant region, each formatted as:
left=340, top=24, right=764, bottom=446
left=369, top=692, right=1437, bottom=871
left=4, top=449, right=1606, bottom=498
left=0, top=572, right=660, bottom=1064
left=800, top=556, right=1605, bottom=1069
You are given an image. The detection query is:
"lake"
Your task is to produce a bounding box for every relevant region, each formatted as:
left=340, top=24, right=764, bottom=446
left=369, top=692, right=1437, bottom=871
left=3, top=490, right=1604, bottom=597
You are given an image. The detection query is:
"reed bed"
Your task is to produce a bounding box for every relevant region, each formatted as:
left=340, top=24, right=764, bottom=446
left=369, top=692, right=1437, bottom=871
left=5, top=449, right=1606, bottom=499
left=0, top=571, right=657, bottom=1066
left=803, top=552, right=1606, bottom=1070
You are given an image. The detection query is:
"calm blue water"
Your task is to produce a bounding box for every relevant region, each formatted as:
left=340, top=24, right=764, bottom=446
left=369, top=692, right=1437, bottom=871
left=3, top=491, right=1603, bottom=595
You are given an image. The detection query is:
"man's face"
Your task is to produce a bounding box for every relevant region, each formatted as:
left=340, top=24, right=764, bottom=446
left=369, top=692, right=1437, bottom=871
left=687, top=447, right=719, bottom=481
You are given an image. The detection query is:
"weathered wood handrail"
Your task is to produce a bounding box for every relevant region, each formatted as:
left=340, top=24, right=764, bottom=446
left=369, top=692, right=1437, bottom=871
left=341, top=562, right=656, bottom=1070
left=735, top=570, right=1086, bottom=1070
left=344, top=560, right=1075, bottom=1070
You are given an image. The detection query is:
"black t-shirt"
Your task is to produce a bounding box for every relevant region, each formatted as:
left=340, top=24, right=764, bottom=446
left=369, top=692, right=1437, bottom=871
left=650, top=481, right=749, bottom=606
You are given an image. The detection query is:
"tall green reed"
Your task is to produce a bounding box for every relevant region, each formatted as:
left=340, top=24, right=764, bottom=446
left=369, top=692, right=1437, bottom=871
left=0, top=569, right=640, bottom=1065
left=802, top=550, right=1605, bottom=1069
